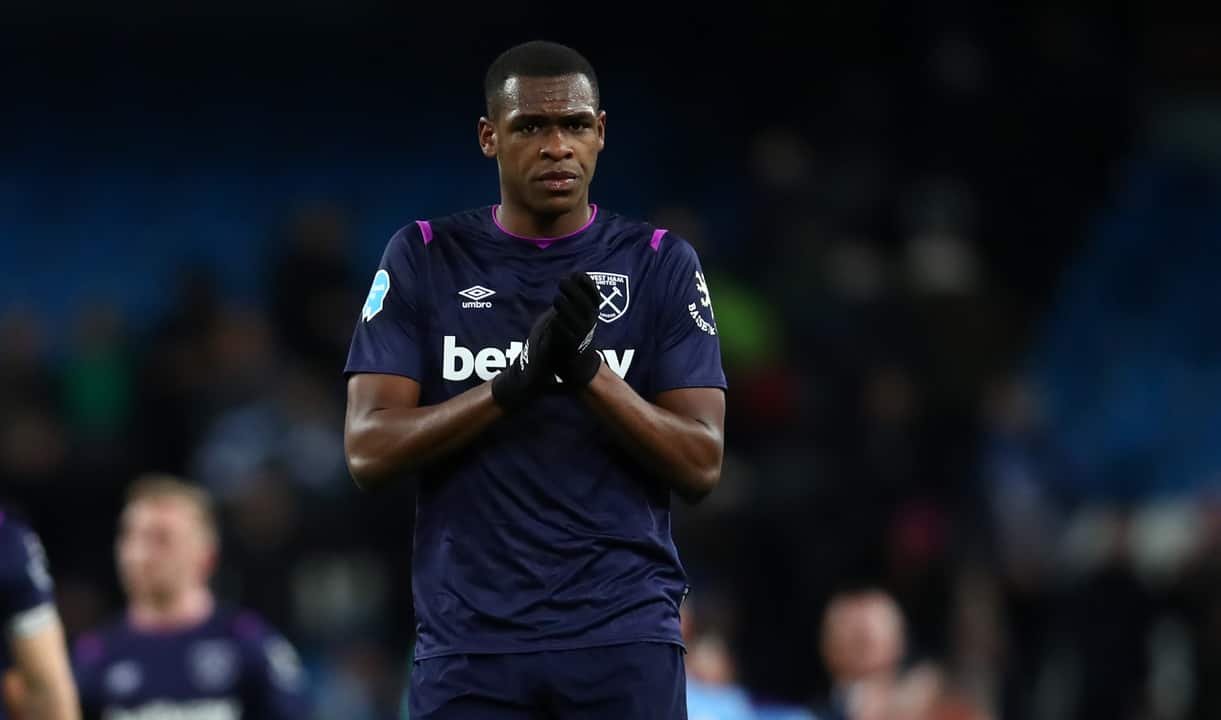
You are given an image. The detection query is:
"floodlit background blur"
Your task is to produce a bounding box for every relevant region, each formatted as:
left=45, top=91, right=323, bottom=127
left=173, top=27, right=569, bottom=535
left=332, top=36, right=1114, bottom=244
left=3, top=2, right=1220, bottom=719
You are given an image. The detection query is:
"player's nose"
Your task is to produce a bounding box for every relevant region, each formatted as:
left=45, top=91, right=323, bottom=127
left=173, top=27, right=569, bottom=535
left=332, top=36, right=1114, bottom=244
left=539, top=128, right=574, bottom=159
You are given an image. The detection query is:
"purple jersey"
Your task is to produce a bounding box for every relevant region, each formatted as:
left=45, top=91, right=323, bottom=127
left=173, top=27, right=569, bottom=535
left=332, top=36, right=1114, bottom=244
left=344, top=204, right=727, bottom=659
left=73, top=607, right=308, bottom=720
left=0, top=509, right=56, bottom=668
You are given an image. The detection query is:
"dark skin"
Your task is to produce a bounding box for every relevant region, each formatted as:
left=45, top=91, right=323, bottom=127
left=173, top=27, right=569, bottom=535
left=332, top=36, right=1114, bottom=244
left=479, top=73, right=604, bottom=237
left=344, top=73, right=725, bottom=503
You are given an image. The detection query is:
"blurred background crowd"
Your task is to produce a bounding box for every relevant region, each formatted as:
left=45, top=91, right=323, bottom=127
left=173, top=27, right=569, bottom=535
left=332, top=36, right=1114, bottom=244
left=3, top=2, right=1221, bottom=719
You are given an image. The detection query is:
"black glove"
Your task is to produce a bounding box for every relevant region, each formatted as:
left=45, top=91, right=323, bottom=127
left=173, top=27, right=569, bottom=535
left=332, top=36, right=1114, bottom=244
left=548, top=272, right=603, bottom=388
left=491, top=308, right=557, bottom=411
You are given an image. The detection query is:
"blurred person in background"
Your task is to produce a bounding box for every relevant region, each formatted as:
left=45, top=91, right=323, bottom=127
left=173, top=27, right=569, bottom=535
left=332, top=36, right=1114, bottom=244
left=682, top=603, right=757, bottom=720
left=972, top=375, right=1065, bottom=720
left=267, top=203, right=360, bottom=380
left=814, top=589, right=992, bottom=720
left=72, top=475, right=309, bottom=719
left=132, top=264, right=224, bottom=476
left=1068, top=507, right=1156, bottom=720
left=0, top=308, right=69, bottom=511
left=0, top=507, right=79, bottom=720
left=816, top=588, right=906, bottom=720
left=687, top=634, right=757, bottom=720
left=344, top=40, right=725, bottom=719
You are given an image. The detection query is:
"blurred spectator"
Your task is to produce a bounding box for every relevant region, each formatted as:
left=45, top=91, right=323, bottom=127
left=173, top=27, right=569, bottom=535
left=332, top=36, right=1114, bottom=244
left=909, top=679, right=994, bottom=720
left=291, top=552, right=390, bottom=648
left=0, top=307, right=68, bottom=492
left=212, top=465, right=304, bottom=634
left=0, top=306, right=59, bottom=411
left=682, top=603, right=757, bottom=720
left=309, top=637, right=400, bottom=720
left=816, top=588, right=906, bottom=720
left=1068, top=507, right=1157, bottom=720
left=831, top=365, right=932, bottom=585
left=134, top=263, right=224, bottom=473
left=1166, top=502, right=1221, bottom=718
left=0, top=407, right=68, bottom=489
left=62, top=301, right=134, bottom=466
left=204, top=305, right=279, bottom=411
left=978, top=376, right=1069, bottom=568
left=268, top=203, right=359, bottom=379
left=974, top=375, right=1069, bottom=718
left=190, top=364, right=346, bottom=502
left=816, top=589, right=994, bottom=720
left=900, top=177, right=979, bottom=299
left=886, top=499, right=953, bottom=665
left=948, top=569, right=1003, bottom=719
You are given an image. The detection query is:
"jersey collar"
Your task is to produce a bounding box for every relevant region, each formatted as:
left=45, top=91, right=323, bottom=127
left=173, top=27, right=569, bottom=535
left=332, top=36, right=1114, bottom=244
left=491, top=204, right=599, bottom=250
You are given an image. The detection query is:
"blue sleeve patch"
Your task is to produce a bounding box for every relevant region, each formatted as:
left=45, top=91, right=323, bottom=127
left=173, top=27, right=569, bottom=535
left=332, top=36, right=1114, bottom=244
left=361, top=269, right=391, bottom=321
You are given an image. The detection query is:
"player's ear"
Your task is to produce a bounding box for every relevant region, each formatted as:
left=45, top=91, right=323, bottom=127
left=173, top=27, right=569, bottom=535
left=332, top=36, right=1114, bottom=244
left=478, top=116, right=497, bottom=158
left=596, top=110, right=606, bottom=152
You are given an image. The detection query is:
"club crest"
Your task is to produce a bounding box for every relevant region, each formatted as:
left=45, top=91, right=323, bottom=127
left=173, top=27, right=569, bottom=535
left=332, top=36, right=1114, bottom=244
left=587, top=272, right=630, bottom=323
left=189, top=640, right=238, bottom=691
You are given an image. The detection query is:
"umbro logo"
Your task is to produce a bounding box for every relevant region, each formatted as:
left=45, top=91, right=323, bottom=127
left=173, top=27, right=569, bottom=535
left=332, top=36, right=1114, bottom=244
left=459, top=285, right=495, bottom=301
left=459, top=285, right=495, bottom=309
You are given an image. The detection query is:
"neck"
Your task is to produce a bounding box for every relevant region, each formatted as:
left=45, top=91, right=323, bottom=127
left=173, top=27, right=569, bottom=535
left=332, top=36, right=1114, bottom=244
left=495, top=197, right=592, bottom=239
left=129, top=586, right=214, bottom=632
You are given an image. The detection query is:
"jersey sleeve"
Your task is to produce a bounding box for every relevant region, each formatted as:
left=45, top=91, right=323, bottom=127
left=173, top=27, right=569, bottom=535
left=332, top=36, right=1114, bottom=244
left=237, top=617, right=310, bottom=719
left=71, top=632, right=107, bottom=718
left=0, top=517, right=57, bottom=641
left=650, top=235, right=729, bottom=394
left=344, top=223, right=428, bottom=381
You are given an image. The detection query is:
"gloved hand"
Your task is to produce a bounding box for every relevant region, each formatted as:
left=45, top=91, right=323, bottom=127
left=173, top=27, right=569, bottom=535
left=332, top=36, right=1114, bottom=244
left=490, top=308, right=558, bottom=411
left=547, top=272, right=603, bottom=388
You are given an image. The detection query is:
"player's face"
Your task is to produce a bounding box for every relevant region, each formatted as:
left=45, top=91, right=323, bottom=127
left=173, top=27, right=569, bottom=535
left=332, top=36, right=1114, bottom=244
left=117, top=497, right=215, bottom=604
left=822, top=593, right=904, bottom=682
left=480, top=73, right=606, bottom=217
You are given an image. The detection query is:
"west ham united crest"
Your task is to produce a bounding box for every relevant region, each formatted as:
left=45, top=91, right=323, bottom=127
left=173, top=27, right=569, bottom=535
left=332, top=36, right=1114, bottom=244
left=587, top=272, right=630, bottom=323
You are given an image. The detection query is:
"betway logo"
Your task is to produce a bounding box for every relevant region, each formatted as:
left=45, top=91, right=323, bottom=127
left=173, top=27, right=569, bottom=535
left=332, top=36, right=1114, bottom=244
left=443, top=336, right=635, bottom=381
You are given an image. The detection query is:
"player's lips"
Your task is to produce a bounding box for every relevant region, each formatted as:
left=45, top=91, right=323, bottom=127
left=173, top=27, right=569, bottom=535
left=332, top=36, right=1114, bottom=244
left=535, top=170, right=580, bottom=191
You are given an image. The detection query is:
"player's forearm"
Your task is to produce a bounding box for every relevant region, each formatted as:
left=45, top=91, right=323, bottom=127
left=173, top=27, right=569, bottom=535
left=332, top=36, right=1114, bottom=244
left=345, top=383, right=503, bottom=490
left=22, top=676, right=81, bottom=720
left=581, top=366, right=723, bottom=503
left=13, top=621, right=81, bottom=720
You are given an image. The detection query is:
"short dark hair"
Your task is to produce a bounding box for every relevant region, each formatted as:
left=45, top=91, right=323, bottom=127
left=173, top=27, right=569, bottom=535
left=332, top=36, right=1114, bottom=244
left=484, top=40, right=599, bottom=118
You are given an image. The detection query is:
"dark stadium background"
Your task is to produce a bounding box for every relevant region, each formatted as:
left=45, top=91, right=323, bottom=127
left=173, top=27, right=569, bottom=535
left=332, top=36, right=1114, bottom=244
left=3, top=2, right=1220, bottom=718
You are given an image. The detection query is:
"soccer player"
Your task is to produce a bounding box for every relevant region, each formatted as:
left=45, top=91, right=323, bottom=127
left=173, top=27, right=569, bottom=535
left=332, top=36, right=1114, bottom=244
left=344, top=40, right=727, bottom=718
left=0, top=507, right=80, bottom=720
left=73, top=475, right=308, bottom=720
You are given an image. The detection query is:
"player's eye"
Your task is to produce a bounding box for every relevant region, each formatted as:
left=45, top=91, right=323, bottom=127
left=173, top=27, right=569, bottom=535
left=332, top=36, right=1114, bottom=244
left=519, top=122, right=539, bottom=135
left=567, top=119, right=591, bottom=131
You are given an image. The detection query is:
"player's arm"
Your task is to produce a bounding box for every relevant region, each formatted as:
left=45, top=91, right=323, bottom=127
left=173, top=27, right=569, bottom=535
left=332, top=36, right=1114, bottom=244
left=244, top=626, right=309, bottom=720
left=583, top=372, right=724, bottom=503
left=8, top=609, right=81, bottom=720
left=545, top=239, right=729, bottom=503
left=345, top=222, right=559, bottom=491
left=346, top=302, right=560, bottom=490
left=345, top=373, right=503, bottom=490
left=1, top=521, right=81, bottom=720
left=345, top=225, right=516, bottom=491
